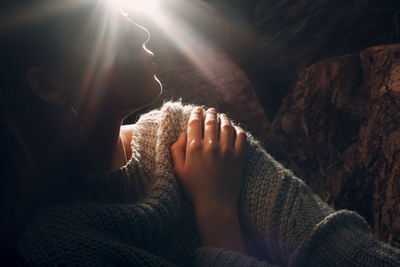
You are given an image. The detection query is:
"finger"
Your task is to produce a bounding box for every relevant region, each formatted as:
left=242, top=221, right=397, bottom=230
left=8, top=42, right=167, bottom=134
left=219, top=114, right=234, bottom=151
left=170, top=132, right=187, bottom=175
left=204, top=108, right=218, bottom=143
left=234, top=126, right=247, bottom=159
left=187, top=107, right=204, bottom=142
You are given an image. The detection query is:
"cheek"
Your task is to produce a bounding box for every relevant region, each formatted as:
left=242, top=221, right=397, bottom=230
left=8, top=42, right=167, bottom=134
left=103, top=69, right=161, bottom=109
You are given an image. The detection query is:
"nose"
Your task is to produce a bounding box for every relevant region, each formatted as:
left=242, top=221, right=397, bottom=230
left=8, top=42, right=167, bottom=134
left=119, top=14, right=151, bottom=51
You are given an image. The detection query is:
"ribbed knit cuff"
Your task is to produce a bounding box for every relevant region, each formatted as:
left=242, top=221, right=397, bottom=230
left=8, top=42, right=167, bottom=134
left=289, top=210, right=400, bottom=266
left=194, top=247, right=279, bottom=267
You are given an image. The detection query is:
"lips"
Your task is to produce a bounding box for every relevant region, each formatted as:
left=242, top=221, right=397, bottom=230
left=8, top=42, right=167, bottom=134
left=151, top=61, right=157, bottom=74
left=120, top=49, right=157, bottom=77
left=146, top=53, right=157, bottom=75
left=144, top=51, right=157, bottom=74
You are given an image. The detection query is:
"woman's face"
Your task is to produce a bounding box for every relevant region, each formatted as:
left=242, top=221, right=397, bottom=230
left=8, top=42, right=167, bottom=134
left=51, top=2, right=162, bottom=118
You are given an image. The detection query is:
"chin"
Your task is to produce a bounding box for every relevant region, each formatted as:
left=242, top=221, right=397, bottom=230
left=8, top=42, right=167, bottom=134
left=145, top=74, right=163, bottom=103
left=128, top=75, right=163, bottom=113
left=106, top=75, right=163, bottom=117
left=152, top=75, right=163, bottom=100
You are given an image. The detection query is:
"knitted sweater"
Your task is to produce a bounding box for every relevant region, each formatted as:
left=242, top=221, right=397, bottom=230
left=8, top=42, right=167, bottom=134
left=17, top=101, right=400, bottom=266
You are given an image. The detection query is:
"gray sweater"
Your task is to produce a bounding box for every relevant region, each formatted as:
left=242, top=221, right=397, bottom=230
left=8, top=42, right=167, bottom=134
left=17, top=101, right=400, bottom=266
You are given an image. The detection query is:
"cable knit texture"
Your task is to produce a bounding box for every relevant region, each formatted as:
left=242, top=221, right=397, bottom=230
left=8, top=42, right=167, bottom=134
left=17, top=101, right=400, bottom=266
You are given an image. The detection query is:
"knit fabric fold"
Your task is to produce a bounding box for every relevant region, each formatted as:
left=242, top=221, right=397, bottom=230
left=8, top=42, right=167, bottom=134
left=17, top=101, right=400, bottom=266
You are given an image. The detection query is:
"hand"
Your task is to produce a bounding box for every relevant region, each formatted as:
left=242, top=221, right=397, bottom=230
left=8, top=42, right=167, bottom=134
left=170, top=107, right=247, bottom=213
left=171, top=107, right=248, bottom=253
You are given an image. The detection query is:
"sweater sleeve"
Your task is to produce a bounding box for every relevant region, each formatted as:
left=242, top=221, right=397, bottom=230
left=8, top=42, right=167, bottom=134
left=158, top=101, right=400, bottom=266
left=193, top=247, right=280, bottom=267
left=16, top=204, right=180, bottom=267
left=235, top=125, right=400, bottom=266
left=192, top=213, right=400, bottom=267
left=291, top=210, right=400, bottom=266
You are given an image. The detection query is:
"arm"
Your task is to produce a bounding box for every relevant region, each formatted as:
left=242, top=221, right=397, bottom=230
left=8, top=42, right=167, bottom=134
left=170, top=103, right=400, bottom=266
left=195, top=205, right=246, bottom=254
left=17, top=205, right=179, bottom=267
left=193, top=246, right=280, bottom=267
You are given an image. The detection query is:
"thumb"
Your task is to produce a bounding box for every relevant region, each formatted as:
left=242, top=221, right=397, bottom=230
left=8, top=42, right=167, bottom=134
left=170, top=132, right=187, bottom=175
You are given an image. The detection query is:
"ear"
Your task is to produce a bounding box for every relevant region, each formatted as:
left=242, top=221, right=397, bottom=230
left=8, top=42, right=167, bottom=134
left=25, top=67, right=67, bottom=106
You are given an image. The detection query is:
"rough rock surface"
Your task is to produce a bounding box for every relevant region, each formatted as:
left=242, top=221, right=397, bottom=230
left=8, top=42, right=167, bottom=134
left=269, top=44, right=400, bottom=248
left=201, top=0, right=400, bottom=118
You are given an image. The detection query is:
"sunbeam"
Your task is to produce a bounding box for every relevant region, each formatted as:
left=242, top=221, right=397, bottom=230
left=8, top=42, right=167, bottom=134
left=105, top=0, right=161, bottom=18
left=1, top=0, right=248, bottom=106
left=136, top=0, right=245, bottom=94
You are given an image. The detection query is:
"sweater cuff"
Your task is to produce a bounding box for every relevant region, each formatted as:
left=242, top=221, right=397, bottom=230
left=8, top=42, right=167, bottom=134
left=194, top=247, right=279, bottom=267
left=290, top=209, right=400, bottom=266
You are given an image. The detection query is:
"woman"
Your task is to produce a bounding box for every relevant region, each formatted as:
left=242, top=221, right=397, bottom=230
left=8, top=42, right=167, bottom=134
left=1, top=0, right=400, bottom=266
left=1, top=0, right=247, bottom=262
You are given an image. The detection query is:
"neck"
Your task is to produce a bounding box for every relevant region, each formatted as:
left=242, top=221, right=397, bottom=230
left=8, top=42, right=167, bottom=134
left=73, top=113, right=128, bottom=173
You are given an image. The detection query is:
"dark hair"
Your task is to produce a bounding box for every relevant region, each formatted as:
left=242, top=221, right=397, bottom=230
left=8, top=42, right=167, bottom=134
left=0, top=0, right=96, bottom=252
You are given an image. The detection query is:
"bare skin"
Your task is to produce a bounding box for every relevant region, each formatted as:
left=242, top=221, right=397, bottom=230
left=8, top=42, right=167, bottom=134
left=171, top=107, right=247, bottom=253
left=120, top=124, right=135, bottom=161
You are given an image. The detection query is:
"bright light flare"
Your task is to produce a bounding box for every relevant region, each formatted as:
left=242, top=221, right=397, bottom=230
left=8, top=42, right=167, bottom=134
left=105, top=0, right=161, bottom=18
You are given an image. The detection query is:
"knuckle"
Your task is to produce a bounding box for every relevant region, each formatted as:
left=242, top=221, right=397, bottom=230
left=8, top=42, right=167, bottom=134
left=205, top=142, right=218, bottom=154
left=220, top=114, right=232, bottom=126
left=193, top=107, right=204, bottom=114
left=237, top=130, right=246, bottom=138
left=235, top=127, right=246, bottom=136
left=207, top=107, right=217, bottom=113
left=220, top=113, right=230, bottom=119
left=188, top=118, right=201, bottom=128
left=205, top=119, right=217, bottom=126
left=189, top=108, right=203, bottom=120
left=221, top=123, right=233, bottom=131
left=188, top=139, right=201, bottom=151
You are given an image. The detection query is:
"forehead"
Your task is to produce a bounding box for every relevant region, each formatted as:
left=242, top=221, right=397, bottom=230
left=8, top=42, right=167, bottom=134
left=51, top=4, right=124, bottom=49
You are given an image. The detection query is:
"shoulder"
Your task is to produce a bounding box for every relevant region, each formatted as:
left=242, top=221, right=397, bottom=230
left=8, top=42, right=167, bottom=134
left=17, top=203, right=156, bottom=266
left=121, top=124, right=135, bottom=158
left=137, top=100, right=199, bottom=124
left=121, top=124, right=135, bottom=139
left=131, top=100, right=203, bottom=136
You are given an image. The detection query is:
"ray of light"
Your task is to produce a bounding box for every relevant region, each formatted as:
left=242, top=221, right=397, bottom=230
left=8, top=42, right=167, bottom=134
left=137, top=0, right=247, bottom=94
left=2, top=0, right=250, bottom=108
left=73, top=1, right=121, bottom=125
left=105, top=0, right=161, bottom=19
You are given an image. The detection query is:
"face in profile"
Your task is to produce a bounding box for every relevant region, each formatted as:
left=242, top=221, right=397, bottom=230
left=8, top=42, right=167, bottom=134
left=49, top=2, right=162, bottom=118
